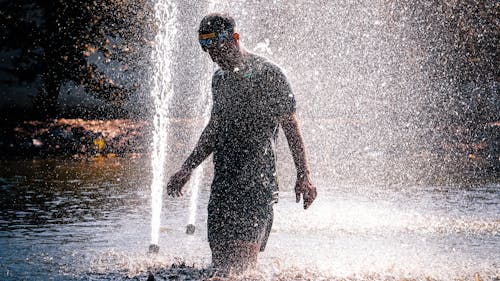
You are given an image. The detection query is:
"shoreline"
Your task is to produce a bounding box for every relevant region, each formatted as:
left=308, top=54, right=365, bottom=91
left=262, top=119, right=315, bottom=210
left=0, top=118, right=151, bottom=159
left=0, top=118, right=497, bottom=185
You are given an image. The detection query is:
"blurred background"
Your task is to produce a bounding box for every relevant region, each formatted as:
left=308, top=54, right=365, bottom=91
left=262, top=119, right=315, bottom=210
left=1, top=0, right=497, bottom=184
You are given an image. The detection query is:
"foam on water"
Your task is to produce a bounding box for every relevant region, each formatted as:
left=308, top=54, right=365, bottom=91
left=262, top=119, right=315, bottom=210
left=81, top=183, right=499, bottom=280
left=1, top=160, right=497, bottom=280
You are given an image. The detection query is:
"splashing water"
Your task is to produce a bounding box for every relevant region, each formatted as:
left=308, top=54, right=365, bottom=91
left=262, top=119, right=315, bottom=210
left=184, top=0, right=218, bottom=231
left=187, top=167, right=203, bottom=226
left=186, top=82, right=212, bottom=228
left=149, top=0, right=177, bottom=246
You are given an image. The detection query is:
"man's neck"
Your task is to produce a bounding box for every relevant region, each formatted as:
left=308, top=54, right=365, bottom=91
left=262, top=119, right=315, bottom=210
left=224, top=48, right=250, bottom=71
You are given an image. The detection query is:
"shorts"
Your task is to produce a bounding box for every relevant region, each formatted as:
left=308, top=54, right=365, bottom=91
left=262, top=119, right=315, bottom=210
left=207, top=197, right=274, bottom=252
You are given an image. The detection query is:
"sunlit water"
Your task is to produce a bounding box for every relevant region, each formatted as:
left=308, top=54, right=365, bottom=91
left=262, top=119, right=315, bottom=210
left=0, top=158, right=498, bottom=280
left=149, top=0, right=178, bottom=246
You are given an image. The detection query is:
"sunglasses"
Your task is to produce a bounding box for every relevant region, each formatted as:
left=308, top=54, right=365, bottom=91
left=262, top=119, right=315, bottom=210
left=199, top=31, right=230, bottom=51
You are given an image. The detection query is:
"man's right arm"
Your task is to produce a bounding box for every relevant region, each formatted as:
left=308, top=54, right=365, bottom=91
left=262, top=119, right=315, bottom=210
left=182, top=117, right=217, bottom=171
left=166, top=117, right=217, bottom=197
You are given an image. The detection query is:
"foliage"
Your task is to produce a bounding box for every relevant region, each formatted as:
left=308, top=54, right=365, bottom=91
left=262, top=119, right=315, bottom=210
left=0, top=0, right=155, bottom=117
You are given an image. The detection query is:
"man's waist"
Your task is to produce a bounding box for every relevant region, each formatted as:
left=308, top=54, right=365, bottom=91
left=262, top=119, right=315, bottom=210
left=210, top=181, right=279, bottom=206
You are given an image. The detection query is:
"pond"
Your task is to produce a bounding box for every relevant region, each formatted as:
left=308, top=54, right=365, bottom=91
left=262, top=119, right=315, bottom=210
left=0, top=158, right=498, bottom=280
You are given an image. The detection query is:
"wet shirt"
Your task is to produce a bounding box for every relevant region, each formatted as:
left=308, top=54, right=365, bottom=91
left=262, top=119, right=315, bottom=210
left=210, top=53, right=296, bottom=206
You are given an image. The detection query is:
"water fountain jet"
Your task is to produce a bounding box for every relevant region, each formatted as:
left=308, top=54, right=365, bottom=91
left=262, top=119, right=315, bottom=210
left=148, top=0, right=177, bottom=252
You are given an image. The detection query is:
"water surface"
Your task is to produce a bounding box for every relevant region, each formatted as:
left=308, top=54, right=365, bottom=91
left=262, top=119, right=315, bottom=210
left=0, top=158, right=498, bottom=280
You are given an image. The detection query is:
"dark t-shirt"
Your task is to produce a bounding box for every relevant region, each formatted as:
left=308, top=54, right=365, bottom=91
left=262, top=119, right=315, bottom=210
left=209, top=53, right=296, bottom=207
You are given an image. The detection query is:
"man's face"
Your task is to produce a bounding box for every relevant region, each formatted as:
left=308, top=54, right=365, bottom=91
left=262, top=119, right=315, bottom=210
left=199, top=31, right=236, bottom=69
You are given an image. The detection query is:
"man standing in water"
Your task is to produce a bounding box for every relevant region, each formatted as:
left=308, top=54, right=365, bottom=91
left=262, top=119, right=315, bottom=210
left=166, top=13, right=316, bottom=273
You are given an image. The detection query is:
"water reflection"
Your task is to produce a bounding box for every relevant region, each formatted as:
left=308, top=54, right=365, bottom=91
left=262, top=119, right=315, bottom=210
left=1, top=159, right=148, bottom=233
left=0, top=158, right=499, bottom=280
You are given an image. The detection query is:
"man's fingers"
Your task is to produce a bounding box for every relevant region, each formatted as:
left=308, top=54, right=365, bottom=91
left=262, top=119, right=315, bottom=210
left=165, top=171, right=191, bottom=198
left=302, top=189, right=309, bottom=209
left=303, top=194, right=312, bottom=209
left=302, top=184, right=317, bottom=209
left=166, top=183, right=180, bottom=197
left=171, top=186, right=183, bottom=197
left=295, top=183, right=303, bottom=203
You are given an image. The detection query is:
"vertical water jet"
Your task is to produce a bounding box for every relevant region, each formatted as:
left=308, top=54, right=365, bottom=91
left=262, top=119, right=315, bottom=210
left=149, top=0, right=177, bottom=251
left=184, top=1, right=216, bottom=232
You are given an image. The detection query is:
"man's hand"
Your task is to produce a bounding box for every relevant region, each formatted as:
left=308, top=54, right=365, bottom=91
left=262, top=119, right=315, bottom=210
left=295, top=174, right=317, bottom=209
left=280, top=112, right=316, bottom=209
left=166, top=167, right=192, bottom=197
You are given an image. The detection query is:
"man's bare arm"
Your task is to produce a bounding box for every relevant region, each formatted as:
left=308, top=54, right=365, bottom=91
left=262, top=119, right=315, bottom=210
left=181, top=117, right=218, bottom=170
left=166, top=117, right=217, bottom=197
left=280, top=112, right=317, bottom=209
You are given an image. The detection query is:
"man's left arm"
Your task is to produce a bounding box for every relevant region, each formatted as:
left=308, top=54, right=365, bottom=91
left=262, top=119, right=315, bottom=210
left=280, top=112, right=317, bottom=209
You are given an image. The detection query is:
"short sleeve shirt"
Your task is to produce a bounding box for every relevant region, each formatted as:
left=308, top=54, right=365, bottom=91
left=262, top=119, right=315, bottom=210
left=210, top=53, right=296, bottom=206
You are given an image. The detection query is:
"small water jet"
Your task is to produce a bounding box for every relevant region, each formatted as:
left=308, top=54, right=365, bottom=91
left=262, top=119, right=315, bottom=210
left=184, top=59, right=212, bottom=237
left=185, top=167, right=203, bottom=235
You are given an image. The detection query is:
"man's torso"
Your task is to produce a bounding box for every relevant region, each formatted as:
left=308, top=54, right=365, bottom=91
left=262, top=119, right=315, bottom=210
left=210, top=53, right=295, bottom=206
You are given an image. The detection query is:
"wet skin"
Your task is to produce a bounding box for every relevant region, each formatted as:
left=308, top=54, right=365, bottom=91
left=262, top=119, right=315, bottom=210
left=167, top=30, right=317, bottom=273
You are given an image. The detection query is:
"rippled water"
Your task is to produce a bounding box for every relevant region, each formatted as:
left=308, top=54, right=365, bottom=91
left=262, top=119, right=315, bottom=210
left=0, top=158, right=498, bottom=280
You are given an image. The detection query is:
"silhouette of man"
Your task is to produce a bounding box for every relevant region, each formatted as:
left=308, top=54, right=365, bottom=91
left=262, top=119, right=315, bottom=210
left=166, top=13, right=316, bottom=273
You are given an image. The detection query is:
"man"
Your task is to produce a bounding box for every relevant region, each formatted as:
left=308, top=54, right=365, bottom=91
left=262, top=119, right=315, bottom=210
left=166, top=13, right=316, bottom=273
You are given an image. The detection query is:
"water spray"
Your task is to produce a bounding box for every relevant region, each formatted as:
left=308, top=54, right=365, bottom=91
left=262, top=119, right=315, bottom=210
left=148, top=0, right=177, bottom=253
left=186, top=166, right=203, bottom=236
left=183, top=69, right=211, bottom=237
